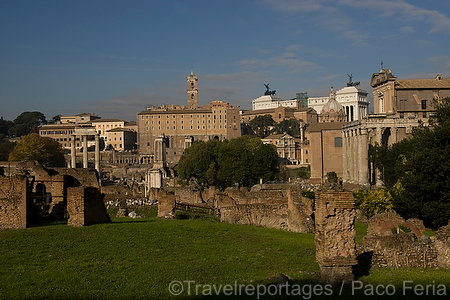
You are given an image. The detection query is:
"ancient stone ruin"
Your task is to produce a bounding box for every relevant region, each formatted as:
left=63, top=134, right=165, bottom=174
left=156, top=183, right=315, bottom=233
left=314, top=190, right=357, bottom=284
left=358, top=211, right=450, bottom=270
left=0, top=161, right=110, bottom=228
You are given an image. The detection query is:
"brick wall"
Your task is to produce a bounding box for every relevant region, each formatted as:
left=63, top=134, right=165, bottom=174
left=0, top=176, right=33, bottom=228
left=157, top=190, right=176, bottom=218
left=67, top=186, right=111, bottom=227
left=314, top=190, right=356, bottom=284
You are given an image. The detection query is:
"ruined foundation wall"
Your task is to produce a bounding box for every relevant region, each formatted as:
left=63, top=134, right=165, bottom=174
left=287, top=186, right=314, bottom=233
left=358, top=233, right=438, bottom=269
left=357, top=212, right=450, bottom=270
left=220, top=203, right=289, bottom=230
left=0, top=176, right=33, bottom=229
left=435, top=224, right=450, bottom=268
left=165, top=187, right=202, bottom=204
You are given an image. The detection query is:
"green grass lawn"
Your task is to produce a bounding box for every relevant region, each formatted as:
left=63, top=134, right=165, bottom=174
left=0, top=208, right=449, bottom=300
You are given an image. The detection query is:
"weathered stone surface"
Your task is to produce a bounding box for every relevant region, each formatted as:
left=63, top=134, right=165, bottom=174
left=435, top=224, right=450, bottom=269
left=220, top=203, right=289, bottom=230
left=67, top=186, right=111, bottom=227
left=217, top=185, right=314, bottom=233
left=314, top=190, right=356, bottom=284
left=128, top=211, right=145, bottom=219
left=0, top=175, right=33, bottom=229
left=116, top=208, right=128, bottom=217
left=1, top=161, right=111, bottom=228
left=358, top=233, right=438, bottom=269
left=157, top=190, right=176, bottom=219
left=367, top=211, right=424, bottom=240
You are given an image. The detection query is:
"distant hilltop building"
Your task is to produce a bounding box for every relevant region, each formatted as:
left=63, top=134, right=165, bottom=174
left=252, top=84, right=301, bottom=110
left=137, top=70, right=241, bottom=163
left=242, top=84, right=317, bottom=125
left=308, top=75, right=369, bottom=122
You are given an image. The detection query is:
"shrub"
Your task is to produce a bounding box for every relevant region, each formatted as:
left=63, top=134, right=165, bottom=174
left=354, top=188, right=394, bottom=219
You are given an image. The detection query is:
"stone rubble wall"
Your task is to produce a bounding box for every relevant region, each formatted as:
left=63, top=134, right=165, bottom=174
left=358, top=233, right=438, bottom=269
left=220, top=203, right=289, bottom=230
left=217, top=185, right=314, bottom=233
left=358, top=212, right=450, bottom=270
left=435, top=224, right=450, bottom=268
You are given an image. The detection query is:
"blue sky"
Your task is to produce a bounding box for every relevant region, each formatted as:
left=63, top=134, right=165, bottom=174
left=1, top=0, right=450, bottom=122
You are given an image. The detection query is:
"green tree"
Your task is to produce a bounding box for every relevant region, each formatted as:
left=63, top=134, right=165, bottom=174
left=0, top=139, right=16, bottom=161
left=249, top=115, right=275, bottom=138
left=177, top=136, right=279, bottom=190
left=8, top=111, right=47, bottom=137
left=177, top=139, right=221, bottom=188
left=372, top=97, right=450, bottom=228
left=273, top=118, right=301, bottom=137
left=8, top=133, right=65, bottom=167
left=217, top=136, right=278, bottom=189
left=48, top=115, right=61, bottom=124
left=0, top=117, right=14, bottom=136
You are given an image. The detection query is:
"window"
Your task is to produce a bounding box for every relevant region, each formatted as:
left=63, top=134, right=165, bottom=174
left=334, top=137, right=343, bottom=147
left=423, top=112, right=427, bottom=118
left=421, top=100, right=427, bottom=110
left=400, top=112, right=404, bottom=118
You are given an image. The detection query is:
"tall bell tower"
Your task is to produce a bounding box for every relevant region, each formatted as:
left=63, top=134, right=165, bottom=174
left=187, top=70, right=198, bottom=109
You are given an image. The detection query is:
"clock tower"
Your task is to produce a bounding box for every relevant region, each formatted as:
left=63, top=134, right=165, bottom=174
left=187, top=70, right=198, bottom=109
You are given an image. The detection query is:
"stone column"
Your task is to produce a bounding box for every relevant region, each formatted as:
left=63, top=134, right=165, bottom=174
left=375, top=127, right=383, bottom=186
left=359, top=128, right=369, bottom=186
left=71, top=134, right=76, bottom=168
left=82, top=135, right=88, bottom=168
left=350, top=130, right=356, bottom=183
left=95, top=134, right=100, bottom=173
left=391, top=126, right=397, bottom=145
left=342, top=131, right=348, bottom=183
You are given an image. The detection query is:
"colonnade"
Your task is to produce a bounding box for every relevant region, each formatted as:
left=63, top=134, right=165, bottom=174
left=342, top=127, right=369, bottom=186
left=69, top=127, right=100, bottom=173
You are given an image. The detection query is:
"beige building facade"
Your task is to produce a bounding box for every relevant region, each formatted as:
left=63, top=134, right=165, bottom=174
left=137, top=72, right=241, bottom=163
left=343, top=70, right=450, bottom=187
left=106, top=128, right=137, bottom=151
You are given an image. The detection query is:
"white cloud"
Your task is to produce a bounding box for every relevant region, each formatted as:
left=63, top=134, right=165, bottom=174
left=412, top=39, right=434, bottom=46
left=338, top=0, right=450, bottom=34
left=236, top=46, right=317, bottom=73
left=400, top=26, right=415, bottom=33
left=340, top=30, right=370, bottom=46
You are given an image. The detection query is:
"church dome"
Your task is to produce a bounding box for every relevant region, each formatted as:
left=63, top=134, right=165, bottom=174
left=321, top=98, right=344, bottom=113
left=319, top=87, right=346, bottom=123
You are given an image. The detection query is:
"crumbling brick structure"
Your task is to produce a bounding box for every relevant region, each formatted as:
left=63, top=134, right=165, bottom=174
left=157, top=190, right=177, bottom=219
left=67, top=186, right=111, bottom=226
left=218, top=185, right=314, bottom=233
left=0, top=161, right=110, bottom=228
left=314, top=190, right=357, bottom=284
left=358, top=213, right=450, bottom=270
left=0, top=176, right=34, bottom=228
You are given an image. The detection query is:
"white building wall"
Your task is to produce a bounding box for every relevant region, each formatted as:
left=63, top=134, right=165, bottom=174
left=308, top=86, right=369, bottom=122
